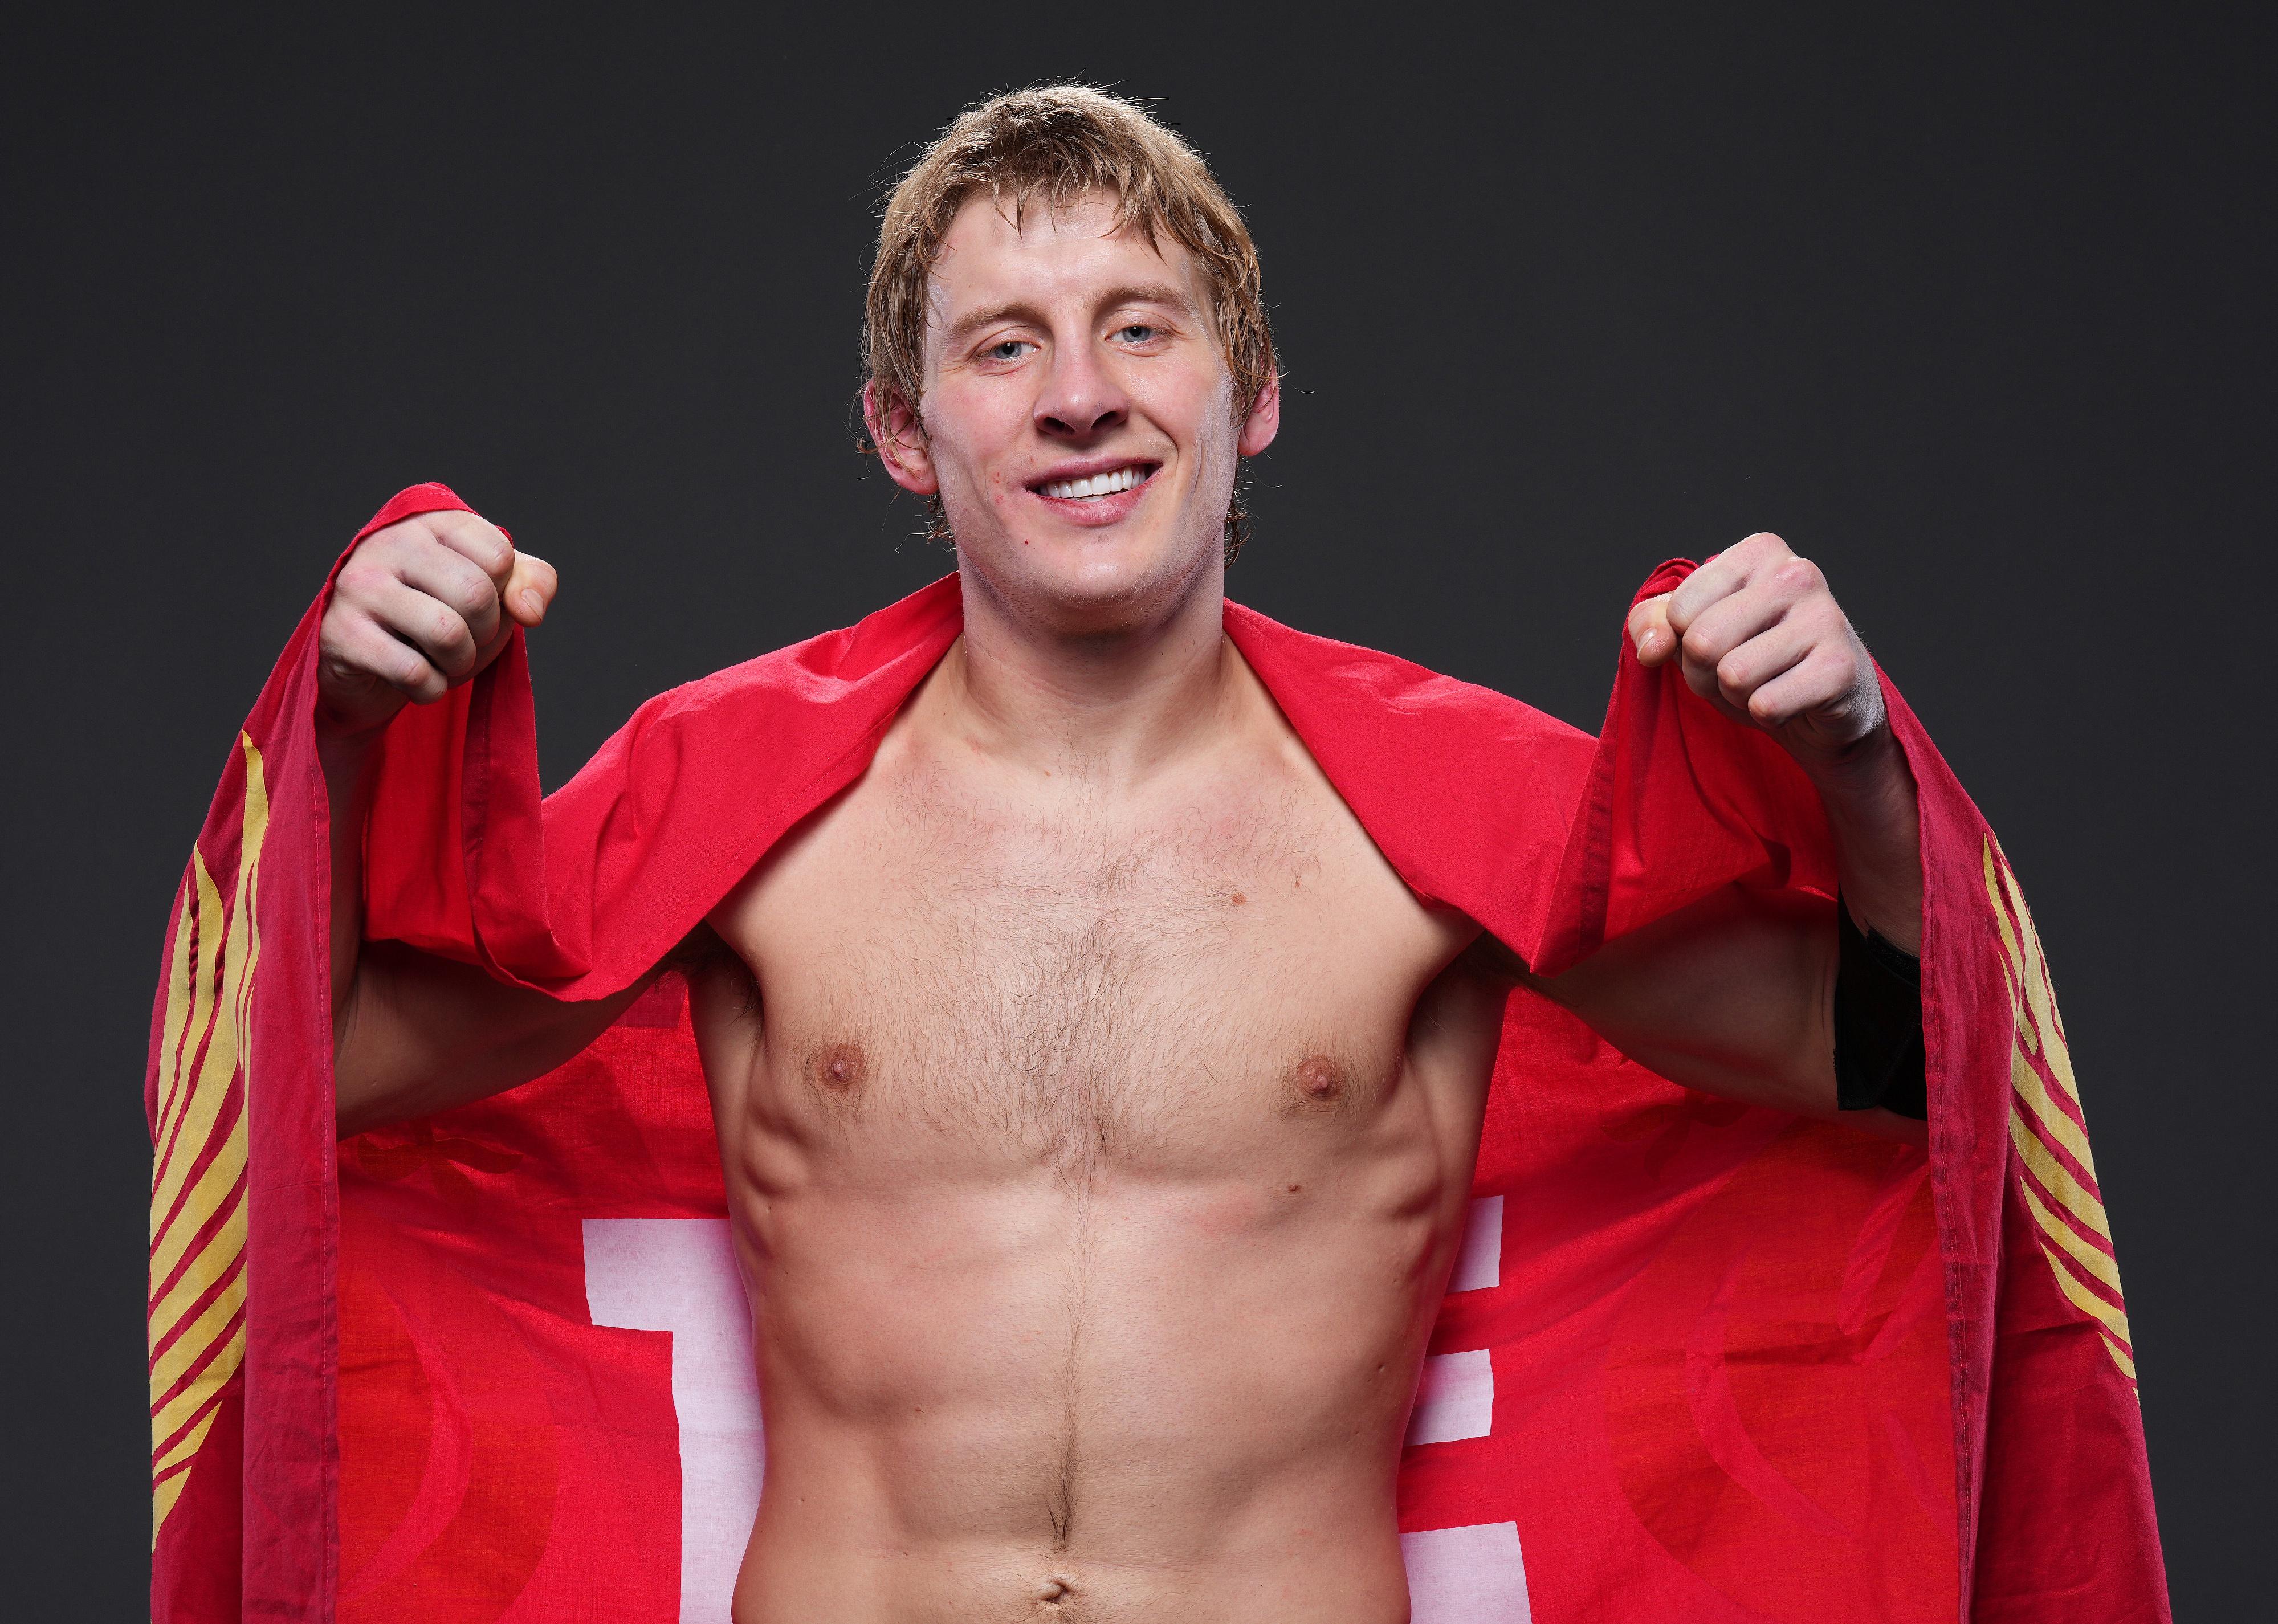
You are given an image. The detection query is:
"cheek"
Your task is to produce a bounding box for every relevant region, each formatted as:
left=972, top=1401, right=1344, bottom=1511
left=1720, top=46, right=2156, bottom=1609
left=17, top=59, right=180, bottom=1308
left=1137, top=372, right=1235, bottom=466
left=926, top=385, right=1030, bottom=487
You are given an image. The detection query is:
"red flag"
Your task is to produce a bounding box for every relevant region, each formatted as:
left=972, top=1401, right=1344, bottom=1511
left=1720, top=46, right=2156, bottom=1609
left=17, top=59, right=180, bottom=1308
left=150, top=493, right=2167, bottom=1620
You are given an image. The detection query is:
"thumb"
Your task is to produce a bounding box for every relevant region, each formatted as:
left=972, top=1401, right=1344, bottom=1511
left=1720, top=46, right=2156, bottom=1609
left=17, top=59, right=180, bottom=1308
left=1627, top=594, right=1677, bottom=665
left=502, top=551, right=558, bottom=627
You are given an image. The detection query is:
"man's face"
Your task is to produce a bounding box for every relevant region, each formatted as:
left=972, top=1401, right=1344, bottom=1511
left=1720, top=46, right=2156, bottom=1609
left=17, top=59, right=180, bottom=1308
left=873, top=190, right=1278, bottom=630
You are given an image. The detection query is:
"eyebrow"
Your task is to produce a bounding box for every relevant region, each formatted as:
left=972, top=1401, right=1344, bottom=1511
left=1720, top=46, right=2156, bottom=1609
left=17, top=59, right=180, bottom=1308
left=942, top=283, right=1203, bottom=349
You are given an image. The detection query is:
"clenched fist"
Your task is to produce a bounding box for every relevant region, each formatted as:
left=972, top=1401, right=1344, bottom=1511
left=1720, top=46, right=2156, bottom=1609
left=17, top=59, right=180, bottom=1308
left=317, top=511, right=558, bottom=738
left=1626, top=532, right=1888, bottom=777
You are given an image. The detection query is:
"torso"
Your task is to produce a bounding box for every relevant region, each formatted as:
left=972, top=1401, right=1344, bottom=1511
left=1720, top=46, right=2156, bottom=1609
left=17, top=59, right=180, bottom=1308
left=688, top=639, right=1511, bottom=1623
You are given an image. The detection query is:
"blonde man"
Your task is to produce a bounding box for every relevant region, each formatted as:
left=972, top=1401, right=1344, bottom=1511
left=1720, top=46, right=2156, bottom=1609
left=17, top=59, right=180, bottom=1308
left=316, top=86, right=1926, bottom=1621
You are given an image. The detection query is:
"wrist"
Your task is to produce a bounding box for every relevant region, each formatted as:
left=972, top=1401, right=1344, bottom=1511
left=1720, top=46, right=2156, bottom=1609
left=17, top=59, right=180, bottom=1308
left=1795, top=720, right=1910, bottom=807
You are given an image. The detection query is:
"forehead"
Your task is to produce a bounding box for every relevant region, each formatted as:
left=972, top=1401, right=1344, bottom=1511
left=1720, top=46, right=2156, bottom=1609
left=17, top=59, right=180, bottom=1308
left=927, top=189, right=1207, bottom=321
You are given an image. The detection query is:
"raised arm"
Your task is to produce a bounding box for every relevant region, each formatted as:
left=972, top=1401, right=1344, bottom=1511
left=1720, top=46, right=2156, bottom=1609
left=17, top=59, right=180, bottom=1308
left=317, top=511, right=645, bottom=1137
left=1624, top=532, right=1921, bottom=946
left=1535, top=533, right=1927, bottom=1141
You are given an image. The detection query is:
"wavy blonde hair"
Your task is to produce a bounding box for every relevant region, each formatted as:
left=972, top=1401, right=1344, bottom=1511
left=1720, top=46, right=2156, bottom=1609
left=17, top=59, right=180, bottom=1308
left=863, top=85, right=1275, bottom=560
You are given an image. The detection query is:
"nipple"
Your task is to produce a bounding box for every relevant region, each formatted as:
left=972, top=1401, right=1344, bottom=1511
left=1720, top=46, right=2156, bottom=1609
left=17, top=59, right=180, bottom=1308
left=1287, top=1053, right=1347, bottom=1111
left=810, top=1042, right=867, bottom=1093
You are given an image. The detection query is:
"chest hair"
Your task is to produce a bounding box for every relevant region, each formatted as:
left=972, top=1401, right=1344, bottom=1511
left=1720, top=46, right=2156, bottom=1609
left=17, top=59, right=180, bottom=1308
left=794, top=782, right=1337, bottom=1180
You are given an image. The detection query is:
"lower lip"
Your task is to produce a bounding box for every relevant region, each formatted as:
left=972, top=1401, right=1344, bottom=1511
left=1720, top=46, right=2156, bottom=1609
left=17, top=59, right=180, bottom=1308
left=1026, top=471, right=1157, bottom=527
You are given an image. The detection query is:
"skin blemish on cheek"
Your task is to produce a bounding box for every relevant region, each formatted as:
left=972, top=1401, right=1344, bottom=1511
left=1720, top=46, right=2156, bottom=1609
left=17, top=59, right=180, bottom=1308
left=1229, top=892, right=1246, bottom=905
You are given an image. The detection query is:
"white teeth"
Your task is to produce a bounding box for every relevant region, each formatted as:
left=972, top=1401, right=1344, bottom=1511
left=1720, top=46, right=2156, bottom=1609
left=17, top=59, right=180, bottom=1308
left=1041, top=465, right=1144, bottom=500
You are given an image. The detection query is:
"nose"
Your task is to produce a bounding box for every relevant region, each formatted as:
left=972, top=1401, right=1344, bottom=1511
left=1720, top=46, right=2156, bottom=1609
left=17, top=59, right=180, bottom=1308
left=1034, top=339, right=1127, bottom=441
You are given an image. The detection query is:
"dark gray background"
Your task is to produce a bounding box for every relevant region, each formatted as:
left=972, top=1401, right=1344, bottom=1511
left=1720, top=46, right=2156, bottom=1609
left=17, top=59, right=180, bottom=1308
left=7, top=5, right=2267, bottom=1614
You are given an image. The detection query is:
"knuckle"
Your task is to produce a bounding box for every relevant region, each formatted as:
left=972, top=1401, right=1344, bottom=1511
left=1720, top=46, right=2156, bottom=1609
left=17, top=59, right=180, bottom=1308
left=429, top=605, right=473, bottom=652
left=450, top=516, right=510, bottom=568
left=447, top=571, right=497, bottom=617
left=1774, top=557, right=1823, bottom=595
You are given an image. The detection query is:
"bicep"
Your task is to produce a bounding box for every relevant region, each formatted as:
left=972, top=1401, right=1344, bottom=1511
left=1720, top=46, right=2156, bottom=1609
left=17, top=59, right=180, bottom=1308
left=334, top=940, right=654, bottom=1138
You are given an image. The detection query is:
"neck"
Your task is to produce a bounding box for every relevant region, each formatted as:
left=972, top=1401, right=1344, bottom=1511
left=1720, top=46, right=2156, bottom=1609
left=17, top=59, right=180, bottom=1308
left=937, top=554, right=1233, bottom=784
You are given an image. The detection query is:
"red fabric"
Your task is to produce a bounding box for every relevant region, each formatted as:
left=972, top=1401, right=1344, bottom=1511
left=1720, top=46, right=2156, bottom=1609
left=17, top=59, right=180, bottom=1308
left=148, top=492, right=2167, bottom=1621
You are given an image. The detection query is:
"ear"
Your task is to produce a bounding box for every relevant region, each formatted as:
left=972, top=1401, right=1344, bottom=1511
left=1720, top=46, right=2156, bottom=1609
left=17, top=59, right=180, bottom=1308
left=864, top=382, right=939, bottom=495
left=1237, top=370, right=1281, bottom=458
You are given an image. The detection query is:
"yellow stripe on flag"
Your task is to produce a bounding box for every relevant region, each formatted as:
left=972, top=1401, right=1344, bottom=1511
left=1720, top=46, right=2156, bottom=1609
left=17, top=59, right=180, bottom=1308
left=2013, top=1051, right=2099, bottom=1184
left=150, top=734, right=268, bottom=1547
left=2019, top=1174, right=2124, bottom=1295
left=2010, top=1108, right=2111, bottom=1241
left=2032, top=1233, right=2135, bottom=1349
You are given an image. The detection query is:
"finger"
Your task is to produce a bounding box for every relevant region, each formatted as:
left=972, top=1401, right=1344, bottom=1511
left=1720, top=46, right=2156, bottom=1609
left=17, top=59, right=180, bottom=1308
left=1627, top=594, right=1676, bottom=664
left=1742, top=644, right=1861, bottom=730
left=1665, top=556, right=1743, bottom=634
left=1677, top=578, right=1792, bottom=672
left=1711, top=616, right=1815, bottom=712
left=426, top=512, right=516, bottom=587
left=1666, top=532, right=1787, bottom=630
left=396, top=539, right=504, bottom=650
left=502, top=551, right=557, bottom=627
left=364, top=576, right=483, bottom=682
left=327, top=610, right=448, bottom=704
left=330, top=553, right=404, bottom=617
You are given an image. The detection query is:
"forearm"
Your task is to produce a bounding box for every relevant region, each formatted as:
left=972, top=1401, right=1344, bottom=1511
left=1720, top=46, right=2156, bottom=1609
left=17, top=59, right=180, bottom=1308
left=319, top=721, right=645, bottom=1137
left=1803, top=723, right=1922, bottom=953
left=319, top=727, right=380, bottom=1039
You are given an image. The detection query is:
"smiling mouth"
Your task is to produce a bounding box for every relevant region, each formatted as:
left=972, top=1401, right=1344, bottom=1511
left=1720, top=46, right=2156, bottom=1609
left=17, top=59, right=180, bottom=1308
left=1032, top=463, right=1157, bottom=501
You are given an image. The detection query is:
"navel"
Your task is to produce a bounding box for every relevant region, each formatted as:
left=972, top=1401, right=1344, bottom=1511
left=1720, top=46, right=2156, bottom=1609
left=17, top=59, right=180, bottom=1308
left=1285, top=1053, right=1347, bottom=1112
left=809, top=1042, right=868, bottom=1095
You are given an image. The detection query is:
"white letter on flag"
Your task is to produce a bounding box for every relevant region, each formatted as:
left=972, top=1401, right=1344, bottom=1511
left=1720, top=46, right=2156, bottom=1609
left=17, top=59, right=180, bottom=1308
left=585, top=1218, right=765, bottom=1624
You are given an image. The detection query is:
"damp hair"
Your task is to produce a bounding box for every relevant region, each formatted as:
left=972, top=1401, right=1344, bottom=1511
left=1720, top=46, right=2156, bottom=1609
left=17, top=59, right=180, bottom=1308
left=861, top=84, right=1275, bottom=563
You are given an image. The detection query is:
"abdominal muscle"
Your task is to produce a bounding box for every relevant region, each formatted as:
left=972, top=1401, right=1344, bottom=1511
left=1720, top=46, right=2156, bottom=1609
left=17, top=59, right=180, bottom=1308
left=723, top=1137, right=1453, bottom=1624
left=694, top=974, right=1504, bottom=1620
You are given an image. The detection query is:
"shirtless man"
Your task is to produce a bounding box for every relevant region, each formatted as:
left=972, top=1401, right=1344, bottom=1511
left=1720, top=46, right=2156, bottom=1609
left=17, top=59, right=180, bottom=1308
left=315, top=88, right=1926, bottom=1622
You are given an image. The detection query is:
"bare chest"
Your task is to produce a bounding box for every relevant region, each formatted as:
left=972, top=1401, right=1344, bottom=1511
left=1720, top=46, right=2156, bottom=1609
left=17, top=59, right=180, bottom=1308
left=698, top=757, right=1474, bottom=1182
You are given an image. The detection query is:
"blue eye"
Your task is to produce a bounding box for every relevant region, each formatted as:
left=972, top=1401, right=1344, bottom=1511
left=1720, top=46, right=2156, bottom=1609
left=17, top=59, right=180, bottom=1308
left=1118, top=325, right=1155, bottom=342
left=990, top=340, right=1026, bottom=360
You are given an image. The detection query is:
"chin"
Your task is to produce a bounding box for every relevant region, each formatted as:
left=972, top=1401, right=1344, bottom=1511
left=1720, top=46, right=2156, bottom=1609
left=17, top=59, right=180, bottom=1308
left=967, top=525, right=1213, bottom=632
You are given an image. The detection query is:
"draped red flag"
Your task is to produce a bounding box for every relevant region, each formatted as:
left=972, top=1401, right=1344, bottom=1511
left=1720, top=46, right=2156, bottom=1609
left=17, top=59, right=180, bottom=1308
left=149, top=485, right=2168, bottom=1621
